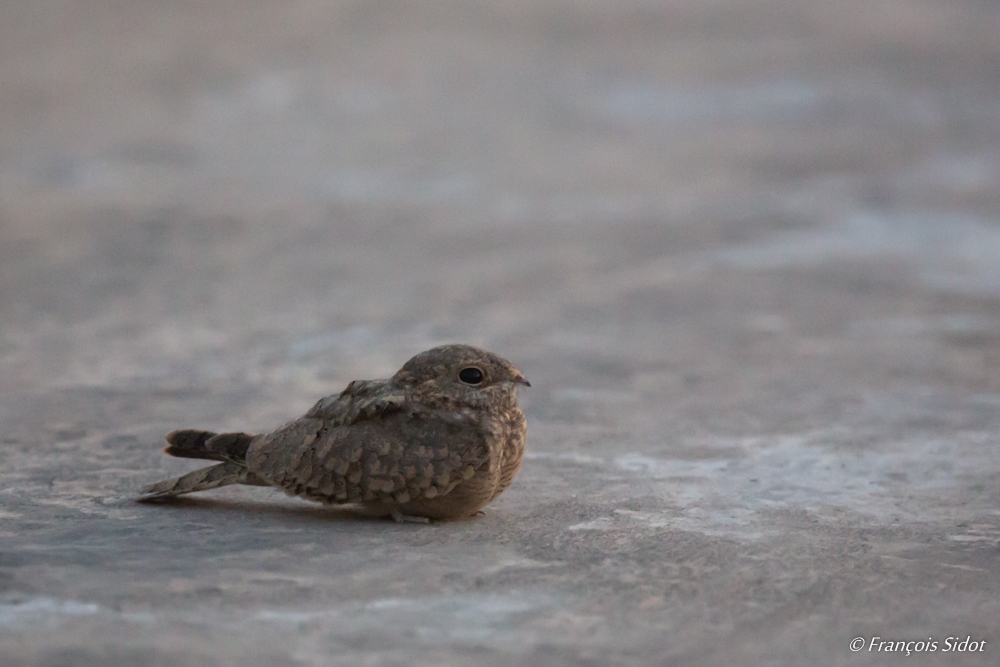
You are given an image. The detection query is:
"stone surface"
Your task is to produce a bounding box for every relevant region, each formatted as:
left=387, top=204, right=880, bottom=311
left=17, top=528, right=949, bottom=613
left=2, top=1, right=1000, bottom=665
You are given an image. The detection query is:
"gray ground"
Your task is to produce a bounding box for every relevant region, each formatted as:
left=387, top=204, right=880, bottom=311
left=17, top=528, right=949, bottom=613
left=2, top=1, right=1000, bottom=665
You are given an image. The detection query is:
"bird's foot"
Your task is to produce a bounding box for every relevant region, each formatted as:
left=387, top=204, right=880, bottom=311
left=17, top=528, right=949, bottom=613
left=390, top=509, right=431, bottom=524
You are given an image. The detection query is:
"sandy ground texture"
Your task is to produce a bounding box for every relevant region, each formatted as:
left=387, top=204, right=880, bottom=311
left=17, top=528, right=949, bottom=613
left=3, top=1, right=1000, bottom=665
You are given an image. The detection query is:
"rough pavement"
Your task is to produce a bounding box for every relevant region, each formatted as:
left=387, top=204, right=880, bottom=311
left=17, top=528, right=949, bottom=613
left=2, top=1, right=1000, bottom=665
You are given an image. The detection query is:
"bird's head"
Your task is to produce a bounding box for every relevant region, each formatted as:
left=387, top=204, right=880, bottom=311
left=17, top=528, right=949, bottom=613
left=393, top=344, right=529, bottom=410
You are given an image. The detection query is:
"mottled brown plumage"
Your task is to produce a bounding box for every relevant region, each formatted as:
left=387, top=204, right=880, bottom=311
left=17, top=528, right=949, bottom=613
left=139, top=345, right=529, bottom=521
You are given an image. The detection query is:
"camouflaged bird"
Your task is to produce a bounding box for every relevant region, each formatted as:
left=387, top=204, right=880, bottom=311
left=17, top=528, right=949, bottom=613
left=139, top=345, right=529, bottom=522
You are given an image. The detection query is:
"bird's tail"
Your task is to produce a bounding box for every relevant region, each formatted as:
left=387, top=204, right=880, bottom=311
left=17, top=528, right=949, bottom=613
left=138, top=429, right=268, bottom=500
left=161, top=429, right=256, bottom=463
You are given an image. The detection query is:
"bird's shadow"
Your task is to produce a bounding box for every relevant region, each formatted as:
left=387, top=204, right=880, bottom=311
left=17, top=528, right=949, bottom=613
left=134, top=494, right=479, bottom=524
left=135, top=494, right=392, bottom=524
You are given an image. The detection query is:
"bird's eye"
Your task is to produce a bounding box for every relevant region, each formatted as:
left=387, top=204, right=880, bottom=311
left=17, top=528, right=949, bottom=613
left=459, top=367, right=484, bottom=385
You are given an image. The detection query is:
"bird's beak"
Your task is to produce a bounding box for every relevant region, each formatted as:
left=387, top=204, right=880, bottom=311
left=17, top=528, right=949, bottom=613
left=513, top=373, right=530, bottom=387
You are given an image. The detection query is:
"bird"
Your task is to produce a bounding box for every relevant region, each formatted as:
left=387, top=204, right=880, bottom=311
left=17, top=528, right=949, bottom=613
left=138, top=344, right=529, bottom=522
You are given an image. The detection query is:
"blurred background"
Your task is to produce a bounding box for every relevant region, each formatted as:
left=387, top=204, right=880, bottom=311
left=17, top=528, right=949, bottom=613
left=2, top=1, right=1000, bottom=666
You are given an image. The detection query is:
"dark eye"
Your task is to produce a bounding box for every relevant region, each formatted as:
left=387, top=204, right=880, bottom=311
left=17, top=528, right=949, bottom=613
left=459, top=367, right=484, bottom=385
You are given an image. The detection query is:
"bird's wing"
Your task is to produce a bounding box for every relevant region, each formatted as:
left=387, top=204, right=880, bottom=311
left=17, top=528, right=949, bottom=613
left=302, top=379, right=402, bottom=426
left=248, top=404, right=490, bottom=505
